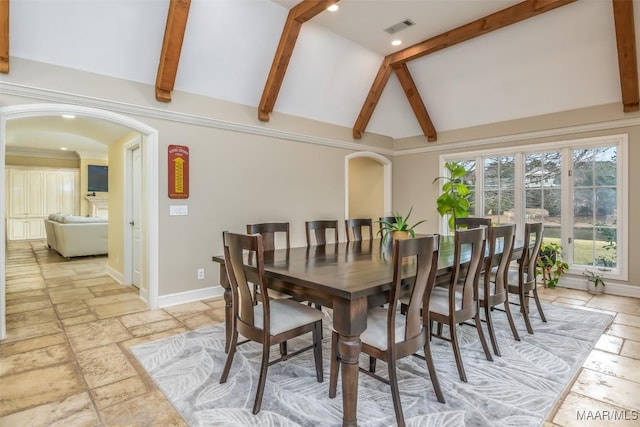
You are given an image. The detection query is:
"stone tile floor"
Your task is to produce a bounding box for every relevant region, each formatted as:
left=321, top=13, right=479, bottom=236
left=0, top=240, right=638, bottom=426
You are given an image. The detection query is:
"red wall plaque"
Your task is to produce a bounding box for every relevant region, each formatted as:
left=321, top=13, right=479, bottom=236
left=168, top=145, right=189, bottom=199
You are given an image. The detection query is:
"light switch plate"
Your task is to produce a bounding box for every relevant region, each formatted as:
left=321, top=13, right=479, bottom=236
left=169, top=205, right=188, bottom=216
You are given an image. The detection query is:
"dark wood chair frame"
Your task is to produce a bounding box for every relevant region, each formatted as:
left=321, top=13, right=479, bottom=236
left=479, top=223, right=520, bottom=356
left=305, top=220, right=339, bottom=246
left=246, top=222, right=292, bottom=356
left=430, top=227, right=493, bottom=382
left=329, top=235, right=444, bottom=426
left=507, top=222, right=546, bottom=334
left=246, top=222, right=290, bottom=251
left=345, top=218, right=373, bottom=242
left=220, top=231, right=323, bottom=414
left=454, top=216, right=491, bottom=230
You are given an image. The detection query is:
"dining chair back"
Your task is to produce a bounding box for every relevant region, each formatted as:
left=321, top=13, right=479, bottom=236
left=429, top=226, right=493, bottom=382
left=345, top=218, right=373, bottom=242
left=479, top=223, right=519, bottom=356
left=378, top=216, right=397, bottom=232
left=507, top=222, right=546, bottom=334
left=329, top=235, right=444, bottom=426
left=246, top=222, right=292, bottom=306
left=246, top=222, right=290, bottom=251
left=220, top=231, right=324, bottom=414
left=454, top=216, right=491, bottom=230
left=305, top=220, right=339, bottom=246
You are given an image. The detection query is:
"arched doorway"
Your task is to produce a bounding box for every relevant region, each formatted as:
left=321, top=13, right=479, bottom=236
left=344, top=151, right=392, bottom=222
left=0, top=103, right=159, bottom=339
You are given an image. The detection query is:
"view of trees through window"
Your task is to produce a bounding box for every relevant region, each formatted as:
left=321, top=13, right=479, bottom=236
left=572, top=147, right=617, bottom=268
left=446, top=140, right=621, bottom=273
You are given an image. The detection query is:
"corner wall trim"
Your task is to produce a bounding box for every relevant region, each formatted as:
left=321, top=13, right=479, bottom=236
left=394, top=116, right=640, bottom=156
left=0, top=82, right=393, bottom=157
left=557, top=276, right=640, bottom=299
left=157, top=285, right=224, bottom=308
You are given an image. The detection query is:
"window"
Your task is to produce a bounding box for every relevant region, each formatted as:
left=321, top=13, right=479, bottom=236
left=440, top=134, right=627, bottom=281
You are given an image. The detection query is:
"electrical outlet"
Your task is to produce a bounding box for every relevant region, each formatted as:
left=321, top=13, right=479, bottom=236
left=197, top=268, right=205, bottom=280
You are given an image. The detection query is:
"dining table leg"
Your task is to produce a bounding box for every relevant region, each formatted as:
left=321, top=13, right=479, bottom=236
left=332, top=297, right=368, bottom=427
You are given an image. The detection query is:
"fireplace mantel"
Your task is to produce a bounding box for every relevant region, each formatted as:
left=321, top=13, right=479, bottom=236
left=85, top=195, right=108, bottom=219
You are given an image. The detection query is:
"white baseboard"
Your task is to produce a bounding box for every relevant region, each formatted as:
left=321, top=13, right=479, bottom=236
left=158, top=285, right=225, bottom=308
left=106, top=265, right=124, bottom=284
left=106, top=265, right=150, bottom=304
left=557, top=276, right=640, bottom=298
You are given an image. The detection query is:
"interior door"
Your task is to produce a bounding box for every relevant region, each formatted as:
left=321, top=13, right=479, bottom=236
left=131, top=145, right=143, bottom=289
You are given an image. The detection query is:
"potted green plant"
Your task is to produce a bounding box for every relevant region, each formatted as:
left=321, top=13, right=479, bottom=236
left=536, top=241, right=569, bottom=288
left=433, top=161, right=471, bottom=232
left=583, top=270, right=606, bottom=294
left=377, top=206, right=426, bottom=243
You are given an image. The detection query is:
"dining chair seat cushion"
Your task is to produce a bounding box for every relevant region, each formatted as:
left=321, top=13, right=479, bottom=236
left=256, top=287, right=291, bottom=300
left=359, top=305, right=407, bottom=351
left=253, top=299, right=324, bottom=335
left=428, top=287, right=463, bottom=316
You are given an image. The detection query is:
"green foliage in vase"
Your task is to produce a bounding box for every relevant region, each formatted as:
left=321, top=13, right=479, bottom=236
left=377, top=206, right=426, bottom=243
left=582, top=270, right=606, bottom=288
left=433, top=161, right=471, bottom=231
left=536, top=241, right=569, bottom=288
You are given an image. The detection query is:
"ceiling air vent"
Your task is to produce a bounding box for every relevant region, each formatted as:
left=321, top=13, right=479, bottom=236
left=384, top=19, right=415, bottom=35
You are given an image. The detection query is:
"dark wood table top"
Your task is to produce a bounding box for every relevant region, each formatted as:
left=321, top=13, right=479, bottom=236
left=212, top=236, right=521, bottom=302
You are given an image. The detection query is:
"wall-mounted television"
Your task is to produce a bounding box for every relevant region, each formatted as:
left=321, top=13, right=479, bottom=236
left=87, top=165, right=109, bottom=193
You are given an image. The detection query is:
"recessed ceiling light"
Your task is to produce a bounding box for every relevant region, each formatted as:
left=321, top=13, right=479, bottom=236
left=62, top=114, right=75, bottom=119
left=60, top=147, right=68, bottom=151
left=391, top=40, right=402, bottom=46
left=327, top=4, right=339, bottom=12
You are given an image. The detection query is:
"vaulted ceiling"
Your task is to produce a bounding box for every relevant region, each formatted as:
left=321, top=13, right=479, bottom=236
left=2, top=0, right=638, bottom=154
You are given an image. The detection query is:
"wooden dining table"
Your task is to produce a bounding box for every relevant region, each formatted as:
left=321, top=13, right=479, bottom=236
left=212, top=236, right=522, bottom=426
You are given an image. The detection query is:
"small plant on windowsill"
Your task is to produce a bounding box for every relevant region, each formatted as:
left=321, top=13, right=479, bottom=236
left=583, top=269, right=606, bottom=294
left=377, top=206, right=426, bottom=244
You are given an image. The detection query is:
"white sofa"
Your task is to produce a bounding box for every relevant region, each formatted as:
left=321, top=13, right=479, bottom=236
left=45, top=214, right=108, bottom=258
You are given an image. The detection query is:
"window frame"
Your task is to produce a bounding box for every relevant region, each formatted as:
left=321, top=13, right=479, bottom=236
left=439, top=133, right=628, bottom=281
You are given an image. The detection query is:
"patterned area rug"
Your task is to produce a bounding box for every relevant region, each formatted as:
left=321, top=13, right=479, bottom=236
left=131, top=303, right=612, bottom=427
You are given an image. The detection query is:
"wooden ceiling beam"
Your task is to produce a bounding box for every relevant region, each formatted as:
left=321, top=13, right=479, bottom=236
left=394, top=63, right=436, bottom=142
left=353, top=57, right=393, bottom=139
left=259, top=0, right=339, bottom=121
left=612, top=0, right=639, bottom=112
left=0, top=0, right=9, bottom=73
left=353, top=0, right=575, bottom=139
left=155, top=0, right=191, bottom=102
left=389, top=0, right=576, bottom=66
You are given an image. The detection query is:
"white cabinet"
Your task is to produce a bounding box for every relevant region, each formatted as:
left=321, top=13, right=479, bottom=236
left=44, top=170, right=79, bottom=216
left=8, top=218, right=44, bottom=240
left=9, top=169, right=44, bottom=218
left=6, top=167, right=79, bottom=241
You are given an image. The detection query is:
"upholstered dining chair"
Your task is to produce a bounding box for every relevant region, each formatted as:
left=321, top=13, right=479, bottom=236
left=329, top=235, right=444, bottom=426
left=246, top=222, right=291, bottom=302
left=506, top=222, right=545, bottom=334
left=220, top=231, right=324, bottom=415
left=428, top=227, right=493, bottom=382
left=345, top=218, right=373, bottom=242
left=479, top=223, right=519, bottom=356
left=454, top=216, right=491, bottom=230
left=305, top=220, right=339, bottom=246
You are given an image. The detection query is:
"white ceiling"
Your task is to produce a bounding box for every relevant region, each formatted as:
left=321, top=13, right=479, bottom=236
left=273, top=0, right=522, bottom=56
left=4, top=0, right=633, bottom=154
left=6, top=116, right=134, bottom=158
